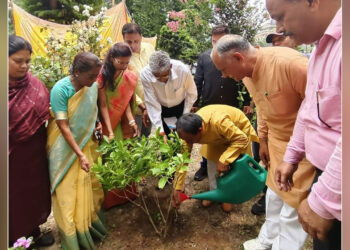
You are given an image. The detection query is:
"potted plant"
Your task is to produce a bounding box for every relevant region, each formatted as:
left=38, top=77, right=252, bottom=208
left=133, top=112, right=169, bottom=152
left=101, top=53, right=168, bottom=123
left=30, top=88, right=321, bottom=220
left=91, top=130, right=191, bottom=238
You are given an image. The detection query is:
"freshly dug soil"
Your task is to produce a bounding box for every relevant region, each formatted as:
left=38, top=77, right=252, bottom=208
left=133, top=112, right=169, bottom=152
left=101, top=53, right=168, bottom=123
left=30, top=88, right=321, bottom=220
left=37, top=144, right=313, bottom=250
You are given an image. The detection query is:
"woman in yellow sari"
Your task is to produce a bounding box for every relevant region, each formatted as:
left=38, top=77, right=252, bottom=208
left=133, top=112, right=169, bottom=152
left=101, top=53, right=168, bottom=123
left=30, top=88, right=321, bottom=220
left=97, top=42, right=148, bottom=141
left=47, top=52, right=106, bottom=249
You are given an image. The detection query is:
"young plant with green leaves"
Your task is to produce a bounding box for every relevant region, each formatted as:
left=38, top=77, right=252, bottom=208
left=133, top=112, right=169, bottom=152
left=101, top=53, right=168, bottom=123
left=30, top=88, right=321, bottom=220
left=91, top=130, right=191, bottom=238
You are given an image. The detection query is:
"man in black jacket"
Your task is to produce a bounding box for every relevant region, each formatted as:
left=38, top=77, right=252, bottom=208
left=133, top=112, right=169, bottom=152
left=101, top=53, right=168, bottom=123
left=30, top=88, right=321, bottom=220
left=192, top=25, right=254, bottom=182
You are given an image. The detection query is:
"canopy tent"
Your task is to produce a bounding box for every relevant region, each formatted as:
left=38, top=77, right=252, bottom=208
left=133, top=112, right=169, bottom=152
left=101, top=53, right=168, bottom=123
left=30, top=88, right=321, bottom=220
left=11, top=1, right=156, bottom=56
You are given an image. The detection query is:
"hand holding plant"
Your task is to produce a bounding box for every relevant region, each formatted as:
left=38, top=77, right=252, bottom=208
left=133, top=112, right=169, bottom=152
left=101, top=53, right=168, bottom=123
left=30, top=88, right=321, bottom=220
left=131, top=123, right=140, bottom=138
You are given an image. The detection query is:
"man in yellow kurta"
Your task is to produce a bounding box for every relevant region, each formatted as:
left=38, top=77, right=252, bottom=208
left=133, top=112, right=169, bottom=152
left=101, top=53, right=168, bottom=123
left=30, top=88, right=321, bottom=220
left=122, top=23, right=155, bottom=137
left=173, top=105, right=259, bottom=212
left=212, top=34, right=316, bottom=250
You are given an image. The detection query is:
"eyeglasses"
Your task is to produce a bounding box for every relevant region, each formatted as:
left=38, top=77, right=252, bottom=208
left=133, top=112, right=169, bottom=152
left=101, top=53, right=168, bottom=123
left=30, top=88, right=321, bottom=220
left=114, top=58, right=129, bottom=66
left=316, top=90, right=332, bottom=129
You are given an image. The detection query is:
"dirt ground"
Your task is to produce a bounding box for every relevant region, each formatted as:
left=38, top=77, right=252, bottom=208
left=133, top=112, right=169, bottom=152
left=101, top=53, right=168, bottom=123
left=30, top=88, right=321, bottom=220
left=38, top=144, right=313, bottom=250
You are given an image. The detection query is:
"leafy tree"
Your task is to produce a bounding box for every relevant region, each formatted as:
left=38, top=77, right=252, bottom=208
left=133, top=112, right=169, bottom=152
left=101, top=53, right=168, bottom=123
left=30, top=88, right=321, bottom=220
left=110, top=0, right=183, bottom=37
left=125, top=0, right=172, bottom=37
left=8, top=4, right=15, bottom=35
left=15, top=0, right=105, bottom=24
left=210, top=0, right=266, bottom=42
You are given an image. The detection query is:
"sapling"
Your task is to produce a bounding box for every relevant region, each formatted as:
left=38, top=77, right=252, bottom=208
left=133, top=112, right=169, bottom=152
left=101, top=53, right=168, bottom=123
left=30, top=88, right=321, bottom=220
left=91, top=129, right=191, bottom=238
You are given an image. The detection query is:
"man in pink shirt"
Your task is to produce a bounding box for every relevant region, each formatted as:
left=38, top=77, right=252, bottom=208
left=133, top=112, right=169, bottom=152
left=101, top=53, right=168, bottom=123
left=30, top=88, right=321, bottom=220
left=267, top=0, right=341, bottom=249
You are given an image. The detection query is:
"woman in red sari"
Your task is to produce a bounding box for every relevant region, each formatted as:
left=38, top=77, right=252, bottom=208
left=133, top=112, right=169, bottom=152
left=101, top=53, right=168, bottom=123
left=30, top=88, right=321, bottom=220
left=8, top=35, right=54, bottom=247
left=97, top=42, right=148, bottom=140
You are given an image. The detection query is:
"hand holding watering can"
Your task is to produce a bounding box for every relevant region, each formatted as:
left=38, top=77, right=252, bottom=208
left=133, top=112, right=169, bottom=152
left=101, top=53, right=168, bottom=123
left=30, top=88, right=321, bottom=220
left=172, top=154, right=267, bottom=208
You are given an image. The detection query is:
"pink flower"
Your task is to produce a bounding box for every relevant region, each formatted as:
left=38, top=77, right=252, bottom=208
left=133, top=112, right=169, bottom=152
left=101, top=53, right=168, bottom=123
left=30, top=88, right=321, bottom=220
left=169, top=11, right=185, bottom=20
left=13, top=237, right=32, bottom=248
left=169, top=11, right=177, bottom=19
left=177, top=11, right=186, bottom=19
left=215, top=7, right=221, bottom=12
left=167, top=21, right=179, bottom=32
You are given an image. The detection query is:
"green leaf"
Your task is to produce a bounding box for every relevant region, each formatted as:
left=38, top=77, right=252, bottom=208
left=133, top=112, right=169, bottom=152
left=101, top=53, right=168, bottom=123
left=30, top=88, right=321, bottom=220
left=180, top=165, right=188, bottom=172
left=151, top=168, right=162, bottom=176
left=158, top=177, right=168, bottom=189
left=159, top=144, right=170, bottom=153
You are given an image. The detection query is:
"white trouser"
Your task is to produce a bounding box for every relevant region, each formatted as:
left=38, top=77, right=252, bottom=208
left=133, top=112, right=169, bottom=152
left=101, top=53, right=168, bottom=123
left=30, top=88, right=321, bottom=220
left=258, top=188, right=308, bottom=250
left=207, top=160, right=217, bottom=190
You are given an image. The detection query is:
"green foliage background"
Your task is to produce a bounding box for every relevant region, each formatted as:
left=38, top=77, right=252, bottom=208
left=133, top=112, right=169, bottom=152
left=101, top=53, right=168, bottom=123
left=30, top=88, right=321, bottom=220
left=15, top=0, right=105, bottom=23
left=211, top=0, right=265, bottom=42
left=13, top=0, right=265, bottom=66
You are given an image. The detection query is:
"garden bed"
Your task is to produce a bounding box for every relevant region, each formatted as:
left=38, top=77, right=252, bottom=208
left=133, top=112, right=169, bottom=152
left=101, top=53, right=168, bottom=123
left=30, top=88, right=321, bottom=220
left=37, top=143, right=313, bottom=250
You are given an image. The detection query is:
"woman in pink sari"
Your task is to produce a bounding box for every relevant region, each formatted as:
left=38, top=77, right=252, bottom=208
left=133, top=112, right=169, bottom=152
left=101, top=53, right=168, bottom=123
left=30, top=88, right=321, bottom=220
left=97, top=42, right=148, bottom=140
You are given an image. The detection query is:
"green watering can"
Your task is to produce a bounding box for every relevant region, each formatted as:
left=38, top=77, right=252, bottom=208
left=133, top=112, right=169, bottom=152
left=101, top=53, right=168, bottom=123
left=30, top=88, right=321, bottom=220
left=180, top=154, right=267, bottom=204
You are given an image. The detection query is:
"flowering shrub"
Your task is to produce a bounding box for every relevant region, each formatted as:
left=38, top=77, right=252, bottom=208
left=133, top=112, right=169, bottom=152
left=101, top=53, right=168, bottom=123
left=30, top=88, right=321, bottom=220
left=157, top=0, right=211, bottom=66
left=167, top=21, right=179, bottom=32
left=30, top=6, right=112, bottom=90
left=9, top=237, right=33, bottom=250
left=169, top=10, right=186, bottom=19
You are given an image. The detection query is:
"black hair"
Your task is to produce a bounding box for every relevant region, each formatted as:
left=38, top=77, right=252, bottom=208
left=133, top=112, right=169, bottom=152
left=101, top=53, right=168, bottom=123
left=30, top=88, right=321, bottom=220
left=176, top=113, right=203, bottom=134
left=212, top=25, right=230, bottom=36
left=101, top=42, right=132, bottom=91
left=122, top=23, right=142, bottom=37
left=69, top=51, right=102, bottom=75
left=9, top=35, right=32, bottom=57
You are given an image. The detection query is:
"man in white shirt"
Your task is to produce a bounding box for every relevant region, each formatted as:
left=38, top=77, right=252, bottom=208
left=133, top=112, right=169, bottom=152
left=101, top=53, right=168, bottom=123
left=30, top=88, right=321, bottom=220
left=140, top=51, right=197, bottom=139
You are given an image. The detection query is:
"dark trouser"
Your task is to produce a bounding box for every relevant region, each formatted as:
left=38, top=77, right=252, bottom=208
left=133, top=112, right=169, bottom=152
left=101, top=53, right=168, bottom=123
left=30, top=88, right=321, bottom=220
left=201, top=157, right=208, bottom=168
left=312, top=169, right=341, bottom=250
left=252, top=119, right=264, bottom=195
left=161, top=100, right=184, bottom=136
left=313, top=220, right=341, bottom=250
left=135, top=114, right=152, bottom=137
left=252, top=120, right=260, bottom=162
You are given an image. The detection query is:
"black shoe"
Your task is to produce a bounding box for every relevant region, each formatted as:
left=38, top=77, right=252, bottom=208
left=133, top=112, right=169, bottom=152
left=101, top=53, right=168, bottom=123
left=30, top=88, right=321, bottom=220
left=32, top=231, right=55, bottom=247
left=251, top=194, right=266, bottom=216
left=194, top=165, right=208, bottom=181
